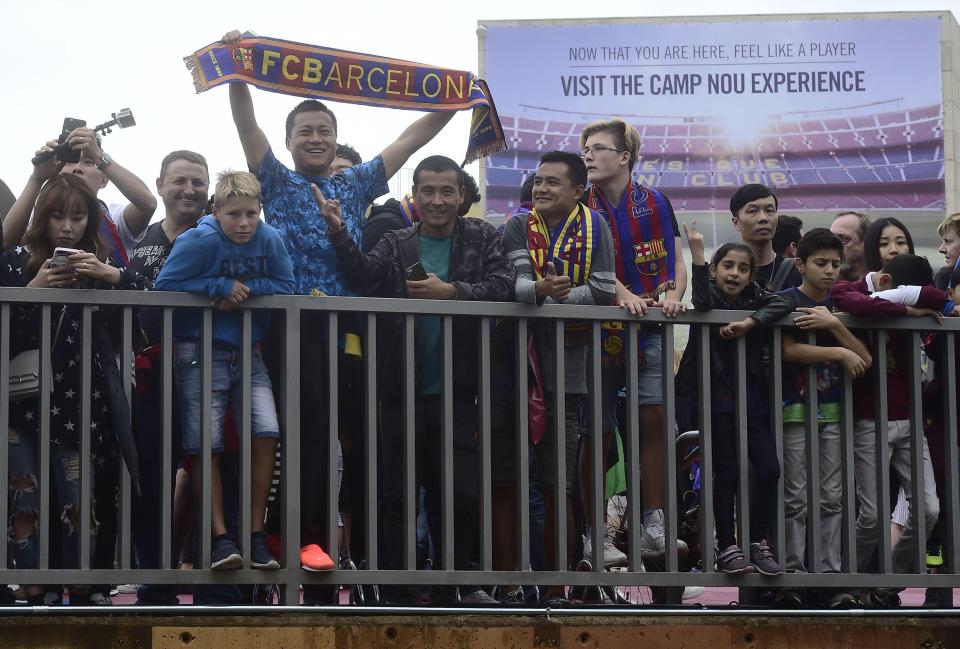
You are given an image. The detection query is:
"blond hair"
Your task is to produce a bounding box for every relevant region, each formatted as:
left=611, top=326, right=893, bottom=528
left=578, top=118, right=641, bottom=173
left=938, top=212, right=960, bottom=238
left=214, top=170, right=261, bottom=207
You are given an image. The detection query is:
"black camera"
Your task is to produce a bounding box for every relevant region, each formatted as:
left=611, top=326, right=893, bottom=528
left=32, top=109, right=136, bottom=167
left=55, top=118, right=88, bottom=164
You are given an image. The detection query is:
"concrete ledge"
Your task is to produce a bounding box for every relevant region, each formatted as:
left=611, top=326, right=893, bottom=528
left=0, top=614, right=958, bottom=648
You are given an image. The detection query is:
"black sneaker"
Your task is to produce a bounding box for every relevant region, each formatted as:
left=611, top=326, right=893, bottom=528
left=861, top=587, right=901, bottom=609
left=822, top=589, right=858, bottom=609
left=774, top=587, right=803, bottom=608
left=749, top=540, right=785, bottom=576
left=541, top=595, right=573, bottom=608
left=250, top=531, right=280, bottom=570
left=211, top=534, right=243, bottom=570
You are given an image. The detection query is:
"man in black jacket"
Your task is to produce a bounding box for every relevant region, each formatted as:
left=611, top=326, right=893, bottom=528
left=313, top=155, right=514, bottom=605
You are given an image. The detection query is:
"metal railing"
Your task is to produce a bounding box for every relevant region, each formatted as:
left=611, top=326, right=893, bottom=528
left=0, top=287, right=957, bottom=606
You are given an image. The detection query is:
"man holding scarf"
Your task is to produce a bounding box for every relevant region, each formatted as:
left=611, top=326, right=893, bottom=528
left=579, top=118, right=688, bottom=561
left=498, top=151, right=616, bottom=604
left=219, top=30, right=456, bottom=581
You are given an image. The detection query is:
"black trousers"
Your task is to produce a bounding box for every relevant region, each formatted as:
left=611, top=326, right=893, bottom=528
left=379, top=395, right=479, bottom=574
left=712, top=412, right=780, bottom=549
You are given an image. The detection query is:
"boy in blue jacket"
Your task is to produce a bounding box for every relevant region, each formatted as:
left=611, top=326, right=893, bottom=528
left=157, top=171, right=295, bottom=570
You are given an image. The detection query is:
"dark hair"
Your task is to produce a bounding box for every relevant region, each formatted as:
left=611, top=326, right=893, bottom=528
left=863, top=217, right=915, bottom=272
left=772, top=214, right=803, bottom=255
left=159, top=150, right=208, bottom=182
left=25, top=175, right=105, bottom=280
left=285, top=100, right=338, bottom=140
left=335, top=143, right=362, bottom=166
left=461, top=170, right=481, bottom=206
left=412, top=155, right=462, bottom=188
left=729, top=183, right=778, bottom=217
left=950, top=267, right=960, bottom=291
left=882, top=254, right=933, bottom=288
left=537, top=151, right=588, bottom=188
left=710, top=242, right=756, bottom=277
left=797, top=228, right=843, bottom=262
left=519, top=174, right=535, bottom=203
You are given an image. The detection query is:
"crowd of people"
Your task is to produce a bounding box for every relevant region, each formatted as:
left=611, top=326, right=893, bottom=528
left=2, top=30, right=958, bottom=609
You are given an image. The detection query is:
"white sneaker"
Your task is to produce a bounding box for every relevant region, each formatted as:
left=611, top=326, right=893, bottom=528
left=638, top=509, right=689, bottom=560
left=682, top=586, right=705, bottom=600
left=583, top=532, right=628, bottom=569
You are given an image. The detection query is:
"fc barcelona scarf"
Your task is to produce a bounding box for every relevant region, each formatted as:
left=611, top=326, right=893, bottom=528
left=185, top=33, right=507, bottom=165
left=586, top=182, right=676, bottom=299
left=399, top=193, right=420, bottom=227
left=526, top=204, right=598, bottom=285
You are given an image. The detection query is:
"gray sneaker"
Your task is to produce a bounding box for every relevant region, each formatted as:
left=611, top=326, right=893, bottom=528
left=749, top=540, right=785, bottom=576
left=459, top=588, right=498, bottom=606
left=583, top=532, right=629, bottom=568
left=638, top=509, right=690, bottom=559
left=716, top=544, right=754, bottom=575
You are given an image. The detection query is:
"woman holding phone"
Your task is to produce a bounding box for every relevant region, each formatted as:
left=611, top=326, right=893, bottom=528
left=4, top=173, right=146, bottom=604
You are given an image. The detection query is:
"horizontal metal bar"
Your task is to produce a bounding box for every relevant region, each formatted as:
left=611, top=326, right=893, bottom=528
left=0, top=288, right=955, bottom=331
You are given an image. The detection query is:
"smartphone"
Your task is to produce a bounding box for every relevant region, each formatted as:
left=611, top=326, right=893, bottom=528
left=405, top=261, right=428, bottom=281
left=50, top=247, right=81, bottom=271
left=56, top=118, right=87, bottom=164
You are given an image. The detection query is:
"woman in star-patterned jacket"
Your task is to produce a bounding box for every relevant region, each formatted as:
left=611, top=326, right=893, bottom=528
left=4, top=174, right=148, bottom=604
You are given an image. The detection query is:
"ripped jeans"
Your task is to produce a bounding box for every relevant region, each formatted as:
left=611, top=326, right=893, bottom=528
left=8, top=428, right=96, bottom=569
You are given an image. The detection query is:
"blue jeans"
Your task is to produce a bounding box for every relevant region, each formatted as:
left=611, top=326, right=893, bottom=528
left=174, top=341, right=280, bottom=455
left=8, top=429, right=94, bottom=569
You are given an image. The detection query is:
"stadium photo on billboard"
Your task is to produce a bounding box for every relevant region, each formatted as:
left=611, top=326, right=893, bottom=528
left=480, top=14, right=945, bottom=219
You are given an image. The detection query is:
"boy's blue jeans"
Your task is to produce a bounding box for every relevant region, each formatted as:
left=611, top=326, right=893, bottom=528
left=173, top=341, right=280, bottom=455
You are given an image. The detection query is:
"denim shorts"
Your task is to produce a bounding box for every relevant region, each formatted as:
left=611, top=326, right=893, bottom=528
left=174, top=341, right=280, bottom=455
left=601, top=330, right=664, bottom=433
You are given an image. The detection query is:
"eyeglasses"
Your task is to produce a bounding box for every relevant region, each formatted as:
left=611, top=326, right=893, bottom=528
left=579, top=144, right=626, bottom=158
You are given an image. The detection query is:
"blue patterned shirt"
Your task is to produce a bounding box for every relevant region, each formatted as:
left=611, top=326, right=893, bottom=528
left=257, top=149, right=389, bottom=296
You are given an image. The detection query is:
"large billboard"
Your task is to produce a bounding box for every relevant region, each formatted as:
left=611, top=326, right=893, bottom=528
left=481, top=15, right=944, bottom=216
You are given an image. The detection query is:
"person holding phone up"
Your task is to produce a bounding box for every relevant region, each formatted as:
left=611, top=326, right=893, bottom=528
left=2, top=174, right=149, bottom=605
left=313, top=154, right=514, bottom=606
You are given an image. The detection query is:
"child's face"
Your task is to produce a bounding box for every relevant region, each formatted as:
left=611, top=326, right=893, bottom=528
left=939, top=228, right=960, bottom=269
left=214, top=196, right=260, bottom=244
left=712, top=250, right=753, bottom=300
left=878, top=224, right=910, bottom=263
left=797, top=248, right=841, bottom=293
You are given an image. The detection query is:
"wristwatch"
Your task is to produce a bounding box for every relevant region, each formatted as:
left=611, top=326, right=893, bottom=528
left=96, top=152, right=113, bottom=171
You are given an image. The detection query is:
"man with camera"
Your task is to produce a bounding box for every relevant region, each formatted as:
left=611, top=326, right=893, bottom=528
left=3, top=126, right=157, bottom=261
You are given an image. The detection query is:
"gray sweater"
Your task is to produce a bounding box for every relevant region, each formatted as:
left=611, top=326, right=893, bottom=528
left=502, top=212, right=616, bottom=394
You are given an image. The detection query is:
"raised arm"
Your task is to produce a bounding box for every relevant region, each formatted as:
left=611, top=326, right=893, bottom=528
left=223, top=31, right=271, bottom=172
left=3, top=138, right=61, bottom=248
left=313, top=186, right=395, bottom=294
left=379, top=112, right=456, bottom=179
left=66, top=127, right=156, bottom=237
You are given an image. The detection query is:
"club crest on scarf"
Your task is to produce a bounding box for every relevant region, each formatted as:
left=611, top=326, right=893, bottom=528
left=586, top=181, right=676, bottom=299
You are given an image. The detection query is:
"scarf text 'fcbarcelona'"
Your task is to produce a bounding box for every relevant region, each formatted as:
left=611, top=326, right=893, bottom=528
left=185, top=34, right=507, bottom=165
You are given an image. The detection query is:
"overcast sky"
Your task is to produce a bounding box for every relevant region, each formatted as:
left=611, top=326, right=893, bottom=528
left=4, top=0, right=957, bottom=214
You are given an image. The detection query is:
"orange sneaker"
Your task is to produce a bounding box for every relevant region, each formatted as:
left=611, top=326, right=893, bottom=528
left=300, top=544, right=335, bottom=572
